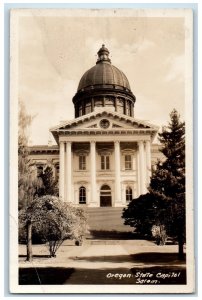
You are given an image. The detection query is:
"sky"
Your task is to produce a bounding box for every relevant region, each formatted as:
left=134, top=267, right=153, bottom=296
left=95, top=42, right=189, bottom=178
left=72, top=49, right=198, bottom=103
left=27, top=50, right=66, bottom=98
left=18, top=9, right=187, bottom=145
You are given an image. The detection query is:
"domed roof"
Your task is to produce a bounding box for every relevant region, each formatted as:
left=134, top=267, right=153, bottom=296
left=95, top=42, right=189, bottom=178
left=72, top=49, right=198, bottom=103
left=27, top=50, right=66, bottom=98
left=77, top=44, right=131, bottom=91
left=77, top=63, right=131, bottom=91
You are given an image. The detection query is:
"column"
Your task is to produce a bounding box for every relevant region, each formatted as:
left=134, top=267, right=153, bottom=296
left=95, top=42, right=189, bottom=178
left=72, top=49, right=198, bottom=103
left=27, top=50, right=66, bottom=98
left=138, top=141, right=146, bottom=195
left=114, top=141, right=121, bottom=204
left=115, top=97, right=117, bottom=112
left=91, top=97, right=94, bottom=112
left=131, top=103, right=134, bottom=117
left=124, top=100, right=127, bottom=115
left=90, top=141, right=97, bottom=204
left=145, top=140, right=152, bottom=186
left=59, top=141, right=65, bottom=201
left=136, top=147, right=141, bottom=196
left=66, top=142, right=72, bottom=202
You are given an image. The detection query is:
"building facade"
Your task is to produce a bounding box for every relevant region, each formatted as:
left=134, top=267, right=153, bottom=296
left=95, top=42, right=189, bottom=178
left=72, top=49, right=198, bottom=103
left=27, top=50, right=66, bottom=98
left=29, top=45, right=164, bottom=207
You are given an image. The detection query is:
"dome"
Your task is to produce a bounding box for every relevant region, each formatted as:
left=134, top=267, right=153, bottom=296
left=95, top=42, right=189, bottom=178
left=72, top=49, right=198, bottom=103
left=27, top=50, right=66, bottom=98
left=72, top=45, right=136, bottom=118
left=77, top=63, right=131, bottom=91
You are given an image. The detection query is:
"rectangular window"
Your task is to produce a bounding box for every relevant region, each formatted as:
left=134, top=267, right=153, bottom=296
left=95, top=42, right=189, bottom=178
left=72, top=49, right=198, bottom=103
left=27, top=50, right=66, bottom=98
left=79, top=155, right=86, bottom=170
left=85, top=102, right=91, bottom=114
left=101, top=155, right=110, bottom=170
left=125, top=155, right=132, bottom=170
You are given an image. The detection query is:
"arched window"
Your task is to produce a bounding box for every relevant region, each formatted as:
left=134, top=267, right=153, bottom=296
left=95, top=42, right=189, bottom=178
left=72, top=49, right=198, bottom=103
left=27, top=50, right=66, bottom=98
left=100, top=184, right=111, bottom=191
left=79, top=186, right=86, bottom=204
left=126, top=187, right=133, bottom=202
left=100, top=184, right=111, bottom=207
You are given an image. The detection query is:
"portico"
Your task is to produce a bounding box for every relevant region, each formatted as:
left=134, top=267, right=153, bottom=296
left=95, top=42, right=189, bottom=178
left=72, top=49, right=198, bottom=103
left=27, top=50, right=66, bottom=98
left=54, top=111, right=156, bottom=207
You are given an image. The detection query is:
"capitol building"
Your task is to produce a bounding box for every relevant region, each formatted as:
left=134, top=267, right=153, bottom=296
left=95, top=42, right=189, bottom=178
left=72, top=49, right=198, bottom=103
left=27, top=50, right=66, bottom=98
left=29, top=45, right=164, bottom=207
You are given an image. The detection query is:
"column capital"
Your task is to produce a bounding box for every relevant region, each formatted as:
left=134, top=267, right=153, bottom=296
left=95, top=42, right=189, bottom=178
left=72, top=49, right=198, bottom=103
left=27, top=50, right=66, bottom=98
left=114, top=140, right=120, bottom=145
left=138, top=140, right=144, bottom=147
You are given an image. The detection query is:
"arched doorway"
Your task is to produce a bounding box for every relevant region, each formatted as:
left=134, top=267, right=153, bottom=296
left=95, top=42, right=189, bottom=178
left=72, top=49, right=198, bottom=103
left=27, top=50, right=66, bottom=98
left=100, top=184, right=112, bottom=207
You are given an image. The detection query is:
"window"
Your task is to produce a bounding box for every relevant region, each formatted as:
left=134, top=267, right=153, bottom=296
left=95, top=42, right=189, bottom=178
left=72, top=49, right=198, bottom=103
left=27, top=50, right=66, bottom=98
left=85, top=101, right=91, bottom=114
left=105, top=97, right=114, bottom=107
left=125, top=155, right=132, bottom=170
left=117, top=98, right=124, bottom=114
left=101, top=155, right=110, bottom=170
left=79, top=186, right=86, bottom=204
left=126, top=101, right=132, bottom=116
left=126, top=187, right=133, bottom=202
left=79, top=155, right=86, bottom=170
left=55, top=164, right=59, bottom=180
left=95, top=99, right=103, bottom=107
left=79, top=105, right=83, bottom=116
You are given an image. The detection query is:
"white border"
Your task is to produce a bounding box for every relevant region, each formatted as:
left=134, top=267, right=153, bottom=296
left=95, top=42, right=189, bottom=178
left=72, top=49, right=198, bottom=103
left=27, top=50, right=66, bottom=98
left=9, top=7, right=194, bottom=295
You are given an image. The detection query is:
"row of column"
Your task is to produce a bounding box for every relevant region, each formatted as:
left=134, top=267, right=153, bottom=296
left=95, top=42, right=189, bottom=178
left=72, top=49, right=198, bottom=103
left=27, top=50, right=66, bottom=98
left=59, top=140, right=151, bottom=202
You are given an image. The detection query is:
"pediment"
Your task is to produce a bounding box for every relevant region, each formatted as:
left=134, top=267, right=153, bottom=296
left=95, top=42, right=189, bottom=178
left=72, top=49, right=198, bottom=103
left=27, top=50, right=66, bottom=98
left=50, top=110, right=157, bottom=132
left=50, top=110, right=159, bottom=144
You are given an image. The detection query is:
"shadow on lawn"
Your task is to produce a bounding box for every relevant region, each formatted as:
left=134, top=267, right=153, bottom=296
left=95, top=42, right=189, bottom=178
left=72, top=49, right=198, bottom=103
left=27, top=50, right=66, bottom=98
left=19, top=267, right=74, bottom=285
left=19, top=255, right=51, bottom=258
left=69, top=252, right=186, bottom=265
left=88, top=230, right=147, bottom=240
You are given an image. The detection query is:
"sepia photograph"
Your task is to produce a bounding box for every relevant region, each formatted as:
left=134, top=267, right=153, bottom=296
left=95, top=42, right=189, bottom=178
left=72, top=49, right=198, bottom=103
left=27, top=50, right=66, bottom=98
left=9, top=8, right=194, bottom=293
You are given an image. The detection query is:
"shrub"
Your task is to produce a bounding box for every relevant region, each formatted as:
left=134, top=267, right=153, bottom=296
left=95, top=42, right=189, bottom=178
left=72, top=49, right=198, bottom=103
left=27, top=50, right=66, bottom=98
left=19, top=196, right=89, bottom=256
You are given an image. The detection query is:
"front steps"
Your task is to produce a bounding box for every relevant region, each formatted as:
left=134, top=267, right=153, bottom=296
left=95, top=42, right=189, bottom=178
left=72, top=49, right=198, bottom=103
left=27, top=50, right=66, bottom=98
left=84, top=207, right=134, bottom=240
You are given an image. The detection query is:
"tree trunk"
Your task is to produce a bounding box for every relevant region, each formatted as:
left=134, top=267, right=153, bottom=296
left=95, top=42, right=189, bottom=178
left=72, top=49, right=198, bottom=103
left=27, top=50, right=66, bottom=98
left=178, top=234, right=184, bottom=260
left=26, top=220, right=33, bottom=262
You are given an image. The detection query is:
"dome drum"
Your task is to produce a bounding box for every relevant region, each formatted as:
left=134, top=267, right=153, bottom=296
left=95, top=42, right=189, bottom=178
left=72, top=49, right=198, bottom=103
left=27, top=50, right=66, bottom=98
left=74, top=95, right=134, bottom=118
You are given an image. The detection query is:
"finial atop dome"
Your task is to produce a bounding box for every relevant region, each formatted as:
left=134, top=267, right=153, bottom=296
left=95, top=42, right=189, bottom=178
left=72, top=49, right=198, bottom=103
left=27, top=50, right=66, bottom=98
left=96, top=44, right=111, bottom=64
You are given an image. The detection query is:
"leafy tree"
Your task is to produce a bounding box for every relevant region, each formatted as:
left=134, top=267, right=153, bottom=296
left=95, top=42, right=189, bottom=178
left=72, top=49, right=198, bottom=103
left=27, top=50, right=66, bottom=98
left=18, top=101, right=42, bottom=261
left=122, top=193, right=167, bottom=237
left=19, top=196, right=89, bottom=257
left=150, top=109, right=185, bottom=258
left=37, top=165, right=59, bottom=197
left=122, top=109, right=185, bottom=259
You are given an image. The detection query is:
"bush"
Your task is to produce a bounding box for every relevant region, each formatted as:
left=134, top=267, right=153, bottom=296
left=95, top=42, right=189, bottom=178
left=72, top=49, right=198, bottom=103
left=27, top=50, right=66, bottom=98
left=19, top=196, right=89, bottom=256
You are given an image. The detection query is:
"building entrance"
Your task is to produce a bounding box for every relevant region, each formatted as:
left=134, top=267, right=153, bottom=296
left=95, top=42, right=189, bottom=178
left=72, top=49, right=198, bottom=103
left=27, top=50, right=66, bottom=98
left=100, top=185, right=112, bottom=207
